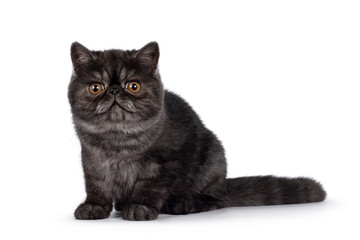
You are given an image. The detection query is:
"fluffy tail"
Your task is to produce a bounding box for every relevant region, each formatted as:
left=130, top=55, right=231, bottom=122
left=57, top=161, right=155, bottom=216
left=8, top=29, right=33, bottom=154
left=222, top=176, right=326, bottom=207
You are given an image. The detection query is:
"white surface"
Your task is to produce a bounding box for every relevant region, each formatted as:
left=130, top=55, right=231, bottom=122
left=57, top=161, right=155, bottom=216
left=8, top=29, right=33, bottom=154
left=0, top=0, right=359, bottom=239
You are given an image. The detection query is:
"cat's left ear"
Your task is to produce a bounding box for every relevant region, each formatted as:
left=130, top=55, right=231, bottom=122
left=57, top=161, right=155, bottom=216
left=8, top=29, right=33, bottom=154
left=70, top=42, right=94, bottom=72
left=136, top=42, right=160, bottom=69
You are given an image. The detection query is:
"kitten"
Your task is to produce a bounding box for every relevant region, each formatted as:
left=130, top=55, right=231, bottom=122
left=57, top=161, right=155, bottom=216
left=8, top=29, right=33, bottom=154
left=68, top=42, right=326, bottom=221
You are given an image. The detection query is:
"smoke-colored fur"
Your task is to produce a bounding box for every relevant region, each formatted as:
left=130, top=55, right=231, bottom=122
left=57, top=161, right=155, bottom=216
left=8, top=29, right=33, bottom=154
left=68, top=42, right=326, bottom=221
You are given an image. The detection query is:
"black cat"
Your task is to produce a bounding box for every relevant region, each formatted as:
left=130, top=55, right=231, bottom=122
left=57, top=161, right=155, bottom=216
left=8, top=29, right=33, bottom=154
left=68, top=42, right=326, bottom=221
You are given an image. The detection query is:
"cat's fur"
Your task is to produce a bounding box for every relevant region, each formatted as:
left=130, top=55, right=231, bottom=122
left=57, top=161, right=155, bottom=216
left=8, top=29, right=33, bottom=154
left=68, top=41, right=326, bottom=221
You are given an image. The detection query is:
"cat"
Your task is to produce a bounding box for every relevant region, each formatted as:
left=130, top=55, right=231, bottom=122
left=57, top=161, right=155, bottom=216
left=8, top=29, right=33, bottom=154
left=68, top=41, right=326, bottom=221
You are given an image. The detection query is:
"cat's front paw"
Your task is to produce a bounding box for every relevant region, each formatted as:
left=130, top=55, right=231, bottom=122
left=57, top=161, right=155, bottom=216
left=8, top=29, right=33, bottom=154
left=74, top=202, right=112, bottom=220
left=122, top=203, right=158, bottom=221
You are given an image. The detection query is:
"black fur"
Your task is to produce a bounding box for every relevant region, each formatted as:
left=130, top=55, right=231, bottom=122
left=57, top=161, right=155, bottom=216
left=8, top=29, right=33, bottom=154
left=68, top=42, right=326, bottom=221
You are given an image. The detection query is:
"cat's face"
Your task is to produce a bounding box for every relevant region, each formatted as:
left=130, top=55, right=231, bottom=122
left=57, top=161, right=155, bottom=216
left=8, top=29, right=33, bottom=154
left=68, top=42, right=164, bottom=133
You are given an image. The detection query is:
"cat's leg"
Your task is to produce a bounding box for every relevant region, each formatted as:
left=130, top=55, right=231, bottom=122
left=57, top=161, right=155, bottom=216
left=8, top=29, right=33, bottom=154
left=113, top=192, right=126, bottom=212
left=114, top=199, right=127, bottom=211
left=74, top=147, right=114, bottom=220
left=122, top=180, right=170, bottom=221
left=74, top=189, right=113, bottom=220
left=161, top=194, right=221, bottom=215
left=74, top=177, right=113, bottom=220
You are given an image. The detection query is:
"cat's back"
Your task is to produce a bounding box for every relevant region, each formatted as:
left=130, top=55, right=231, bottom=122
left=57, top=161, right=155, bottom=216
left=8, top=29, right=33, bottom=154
left=164, top=90, right=203, bottom=127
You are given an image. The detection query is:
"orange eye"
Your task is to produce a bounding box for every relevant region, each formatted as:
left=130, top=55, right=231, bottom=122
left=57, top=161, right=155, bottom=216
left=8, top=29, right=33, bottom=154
left=89, top=83, right=104, bottom=95
left=126, top=82, right=141, bottom=93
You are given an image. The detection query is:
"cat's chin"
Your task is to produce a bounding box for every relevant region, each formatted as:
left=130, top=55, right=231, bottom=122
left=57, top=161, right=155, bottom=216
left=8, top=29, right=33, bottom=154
left=108, top=104, right=126, bottom=121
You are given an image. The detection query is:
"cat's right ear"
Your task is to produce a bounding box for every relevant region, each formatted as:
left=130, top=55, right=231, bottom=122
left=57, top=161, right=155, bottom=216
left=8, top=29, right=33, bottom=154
left=71, top=42, right=94, bottom=72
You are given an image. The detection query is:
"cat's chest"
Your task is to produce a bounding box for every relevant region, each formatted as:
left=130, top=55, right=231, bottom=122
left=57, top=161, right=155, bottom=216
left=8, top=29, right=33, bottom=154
left=97, top=158, right=139, bottom=197
left=94, top=156, right=160, bottom=200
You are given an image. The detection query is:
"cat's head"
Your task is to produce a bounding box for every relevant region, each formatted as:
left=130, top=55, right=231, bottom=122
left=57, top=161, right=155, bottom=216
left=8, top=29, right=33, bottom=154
left=68, top=42, right=164, bottom=133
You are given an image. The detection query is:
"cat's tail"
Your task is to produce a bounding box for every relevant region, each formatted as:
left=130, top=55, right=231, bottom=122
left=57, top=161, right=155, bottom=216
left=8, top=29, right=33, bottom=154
left=221, top=176, right=326, bottom=207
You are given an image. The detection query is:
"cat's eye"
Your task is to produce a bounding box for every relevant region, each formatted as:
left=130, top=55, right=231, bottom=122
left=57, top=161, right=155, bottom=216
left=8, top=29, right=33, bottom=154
left=126, top=82, right=141, bottom=93
left=89, top=83, right=104, bottom=95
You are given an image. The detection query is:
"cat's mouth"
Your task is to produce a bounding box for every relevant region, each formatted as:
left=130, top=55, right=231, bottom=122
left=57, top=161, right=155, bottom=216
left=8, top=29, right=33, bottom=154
left=95, top=97, right=137, bottom=115
left=110, top=101, right=132, bottom=113
left=100, top=99, right=133, bottom=113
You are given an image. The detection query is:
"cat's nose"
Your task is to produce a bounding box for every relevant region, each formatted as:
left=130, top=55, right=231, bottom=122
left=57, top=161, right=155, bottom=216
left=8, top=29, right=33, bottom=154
left=110, top=87, right=120, bottom=95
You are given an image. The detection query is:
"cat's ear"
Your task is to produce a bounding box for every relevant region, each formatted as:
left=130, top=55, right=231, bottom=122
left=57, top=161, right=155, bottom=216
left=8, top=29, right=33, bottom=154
left=71, top=42, right=94, bottom=71
left=136, top=42, right=160, bottom=69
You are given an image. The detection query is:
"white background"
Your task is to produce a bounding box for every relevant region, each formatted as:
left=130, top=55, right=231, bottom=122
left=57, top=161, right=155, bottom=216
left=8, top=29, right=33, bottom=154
left=0, top=0, right=359, bottom=239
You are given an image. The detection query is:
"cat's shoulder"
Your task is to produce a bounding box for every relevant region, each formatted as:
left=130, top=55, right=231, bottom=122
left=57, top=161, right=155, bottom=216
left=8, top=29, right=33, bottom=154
left=164, top=90, right=192, bottom=112
left=164, top=90, right=202, bottom=124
